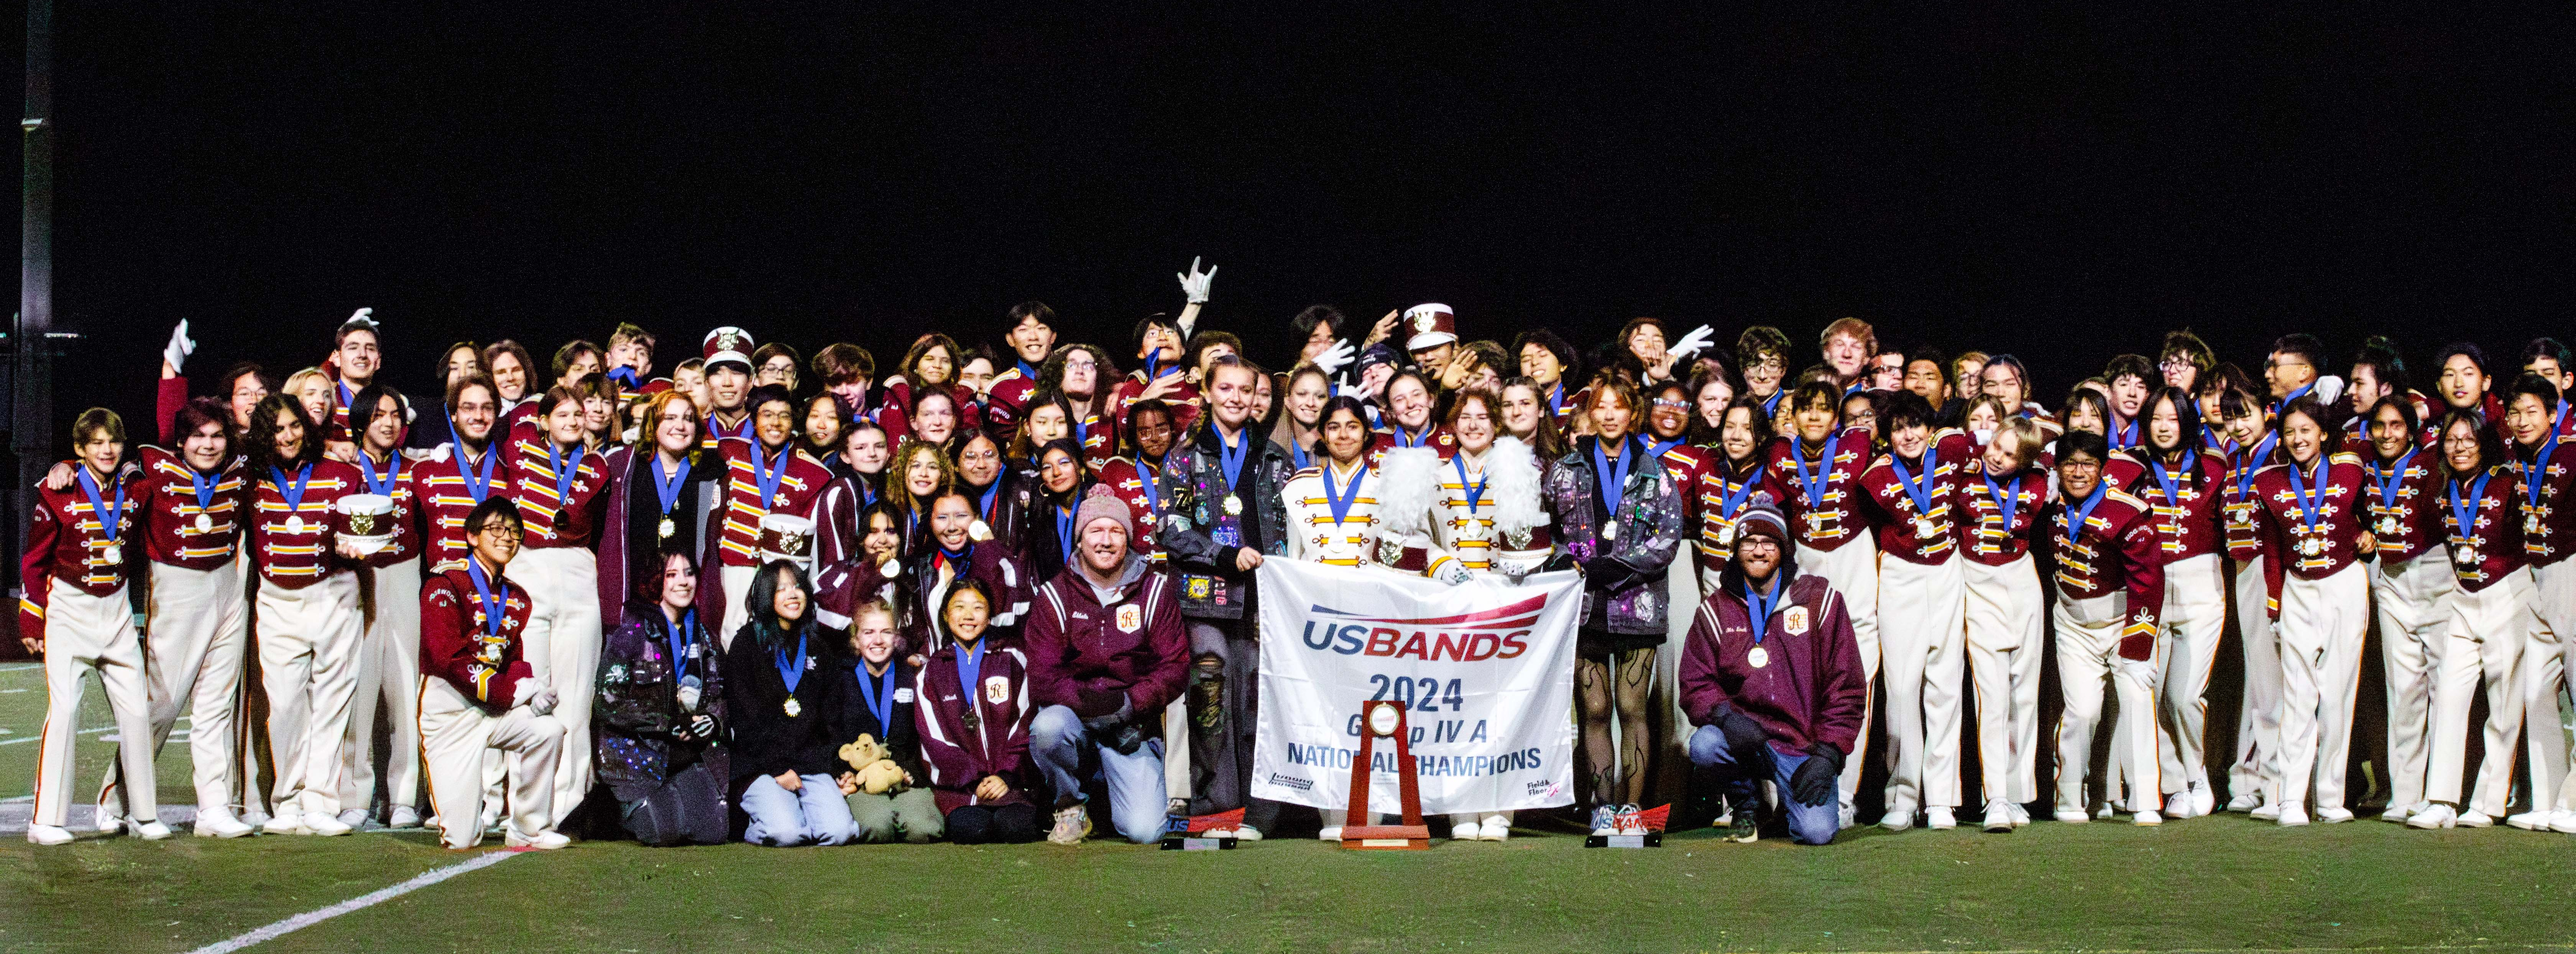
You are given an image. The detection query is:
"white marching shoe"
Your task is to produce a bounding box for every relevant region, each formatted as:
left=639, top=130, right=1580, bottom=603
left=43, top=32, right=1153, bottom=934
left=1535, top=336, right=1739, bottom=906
left=2458, top=809, right=2496, bottom=828
left=261, top=814, right=308, bottom=836
left=2505, top=810, right=2553, bottom=831
left=2406, top=804, right=2457, bottom=829
left=505, top=829, right=570, bottom=850
left=27, top=824, right=74, bottom=845
left=1479, top=817, right=1510, bottom=841
left=2224, top=792, right=2262, bottom=813
left=2315, top=807, right=2354, bottom=824
left=1317, top=827, right=1343, bottom=842
left=2277, top=806, right=2310, bottom=827
left=2132, top=810, right=2162, bottom=827
left=132, top=819, right=174, bottom=840
left=387, top=806, right=422, bottom=829
left=303, top=812, right=354, bottom=837
left=1924, top=808, right=1956, bottom=830
left=195, top=810, right=255, bottom=838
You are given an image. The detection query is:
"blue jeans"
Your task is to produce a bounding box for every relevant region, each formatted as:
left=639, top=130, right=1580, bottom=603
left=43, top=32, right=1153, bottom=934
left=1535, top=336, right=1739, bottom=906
left=740, top=773, right=858, bottom=847
left=1687, top=725, right=1840, bottom=845
left=1031, top=704, right=1168, bottom=844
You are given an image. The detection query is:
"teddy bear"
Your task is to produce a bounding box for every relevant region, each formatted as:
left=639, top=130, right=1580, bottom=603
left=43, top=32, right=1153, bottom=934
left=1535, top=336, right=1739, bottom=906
left=838, top=734, right=909, bottom=795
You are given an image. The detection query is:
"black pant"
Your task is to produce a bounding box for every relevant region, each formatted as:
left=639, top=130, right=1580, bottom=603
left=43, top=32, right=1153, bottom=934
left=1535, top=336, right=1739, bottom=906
left=946, top=803, right=1040, bottom=844
left=619, top=763, right=728, bottom=846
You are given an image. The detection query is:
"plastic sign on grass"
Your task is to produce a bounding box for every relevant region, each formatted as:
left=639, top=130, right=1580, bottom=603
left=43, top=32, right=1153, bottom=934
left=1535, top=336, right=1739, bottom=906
left=1250, top=562, right=1579, bottom=816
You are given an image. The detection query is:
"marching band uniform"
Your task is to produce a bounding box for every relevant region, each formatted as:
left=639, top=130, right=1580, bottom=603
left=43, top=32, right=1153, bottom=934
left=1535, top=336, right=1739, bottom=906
left=2123, top=444, right=2233, bottom=816
left=2359, top=442, right=2453, bottom=821
left=2221, top=434, right=2284, bottom=810
left=1106, top=370, right=1202, bottom=437
left=2510, top=429, right=2576, bottom=825
left=2250, top=450, right=2372, bottom=822
left=1764, top=426, right=1880, bottom=818
left=1955, top=460, right=2049, bottom=826
left=1857, top=431, right=1974, bottom=826
left=24, top=462, right=161, bottom=841
left=2044, top=482, right=2167, bottom=821
left=595, top=443, right=724, bottom=627
left=876, top=379, right=986, bottom=446
left=250, top=457, right=368, bottom=833
left=504, top=422, right=612, bottom=821
left=99, top=447, right=251, bottom=832
left=706, top=436, right=833, bottom=643
left=1370, top=422, right=1457, bottom=467
left=340, top=444, right=427, bottom=826
left=417, top=558, right=565, bottom=849
left=1691, top=453, right=1784, bottom=590
left=1092, top=455, right=1171, bottom=565
left=2428, top=463, right=2534, bottom=824
left=1283, top=452, right=1414, bottom=836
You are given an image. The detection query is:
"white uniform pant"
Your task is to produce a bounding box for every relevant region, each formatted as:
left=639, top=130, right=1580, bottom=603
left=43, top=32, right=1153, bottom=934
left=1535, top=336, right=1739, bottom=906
left=513, top=546, right=603, bottom=822
left=1877, top=554, right=1965, bottom=811
left=343, top=558, right=423, bottom=815
left=719, top=564, right=757, bottom=650
left=2053, top=589, right=2160, bottom=814
left=1965, top=554, right=2044, bottom=808
left=2273, top=563, right=2369, bottom=813
left=255, top=570, right=363, bottom=818
left=2229, top=556, right=2283, bottom=803
left=2371, top=551, right=2457, bottom=812
left=101, top=561, right=247, bottom=818
left=1798, top=536, right=1879, bottom=814
left=33, top=581, right=158, bottom=828
left=418, top=677, right=564, bottom=849
left=2443, top=570, right=2533, bottom=816
left=2531, top=560, right=2576, bottom=812
left=2150, top=553, right=2228, bottom=798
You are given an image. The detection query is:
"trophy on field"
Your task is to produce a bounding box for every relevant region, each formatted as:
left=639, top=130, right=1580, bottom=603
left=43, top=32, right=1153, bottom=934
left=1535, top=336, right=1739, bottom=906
left=1342, top=700, right=1430, bottom=850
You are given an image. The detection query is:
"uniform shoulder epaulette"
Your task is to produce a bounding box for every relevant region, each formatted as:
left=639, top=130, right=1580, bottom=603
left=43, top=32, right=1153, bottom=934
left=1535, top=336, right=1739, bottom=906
left=2327, top=450, right=2367, bottom=467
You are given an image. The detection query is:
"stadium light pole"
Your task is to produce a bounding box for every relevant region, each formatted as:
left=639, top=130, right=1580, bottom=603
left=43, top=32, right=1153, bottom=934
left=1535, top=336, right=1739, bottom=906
left=13, top=0, right=51, bottom=597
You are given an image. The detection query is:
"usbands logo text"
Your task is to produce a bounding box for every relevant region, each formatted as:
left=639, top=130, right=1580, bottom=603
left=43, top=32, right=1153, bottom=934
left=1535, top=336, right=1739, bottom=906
left=1298, top=594, right=1539, bottom=661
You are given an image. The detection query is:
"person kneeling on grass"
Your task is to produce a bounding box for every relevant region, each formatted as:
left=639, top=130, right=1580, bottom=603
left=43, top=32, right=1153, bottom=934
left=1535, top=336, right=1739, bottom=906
left=723, top=559, right=859, bottom=847
left=830, top=598, right=942, bottom=842
left=917, top=579, right=1042, bottom=844
left=1677, top=495, right=1867, bottom=845
left=595, top=548, right=731, bottom=846
left=417, top=498, right=570, bottom=850
left=1024, top=496, right=1189, bottom=845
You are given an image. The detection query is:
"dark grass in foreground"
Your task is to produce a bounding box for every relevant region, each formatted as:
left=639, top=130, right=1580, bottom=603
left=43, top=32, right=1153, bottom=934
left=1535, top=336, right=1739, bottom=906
left=4, top=814, right=2574, bottom=953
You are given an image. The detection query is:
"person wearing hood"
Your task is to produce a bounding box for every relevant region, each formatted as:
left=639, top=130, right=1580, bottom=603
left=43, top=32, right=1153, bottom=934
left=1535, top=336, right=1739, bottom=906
left=1677, top=495, right=1866, bottom=845
left=1022, top=496, right=1189, bottom=844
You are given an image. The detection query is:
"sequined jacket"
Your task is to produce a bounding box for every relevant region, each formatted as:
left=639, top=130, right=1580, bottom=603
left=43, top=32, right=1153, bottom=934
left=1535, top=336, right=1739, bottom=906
left=1548, top=436, right=1686, bottom=635
left=1157, top=424, right=1293, bottom=620
left=595, top=607, right=730, bottom=803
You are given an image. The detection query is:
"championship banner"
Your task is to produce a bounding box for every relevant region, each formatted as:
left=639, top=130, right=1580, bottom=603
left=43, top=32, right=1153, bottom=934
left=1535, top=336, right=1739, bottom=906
left=1251, top=561, right=1580, bottom=815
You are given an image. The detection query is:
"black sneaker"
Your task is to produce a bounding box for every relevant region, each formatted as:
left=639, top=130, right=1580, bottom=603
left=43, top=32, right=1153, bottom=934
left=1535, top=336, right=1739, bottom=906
left=1729, top=804, right=1761, bottom=843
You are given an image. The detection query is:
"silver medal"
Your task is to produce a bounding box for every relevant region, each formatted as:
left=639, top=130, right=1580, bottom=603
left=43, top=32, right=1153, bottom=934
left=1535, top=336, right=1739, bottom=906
left=284, top=514, right=305, bottom=533
left=659, top=516, right=676, bottom=539
left=1746, top=645, right=1769, bottom=669
left=1914, top=516, right=1939, bottom=537
left=195, top=513, right=214, bottom=533
left=100, top=544, right=120, bottom=564
left=2376, top=517, right=2397, bottom=537
left=1715, top=525, right=1736, bottom=546
left=2454, top=546, right=2479, bottom=566
left=1601, top=519, right=1620, bottom=541
left=783, top=698, right=802, bottom=717
left=1223, top=495, right=1243, bottom=516
left=2527, top=515, right=2542, bottom=536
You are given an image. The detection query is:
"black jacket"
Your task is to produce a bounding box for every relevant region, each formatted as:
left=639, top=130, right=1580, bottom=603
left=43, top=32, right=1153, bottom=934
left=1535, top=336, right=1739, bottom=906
left=826, top=657, right=925, bottom=780
left=720, top=620, right=848, bottom=786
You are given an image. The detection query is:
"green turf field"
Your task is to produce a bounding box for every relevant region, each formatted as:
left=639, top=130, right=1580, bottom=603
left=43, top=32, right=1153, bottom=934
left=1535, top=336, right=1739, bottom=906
left=8, top=662, right=2576, bottom=953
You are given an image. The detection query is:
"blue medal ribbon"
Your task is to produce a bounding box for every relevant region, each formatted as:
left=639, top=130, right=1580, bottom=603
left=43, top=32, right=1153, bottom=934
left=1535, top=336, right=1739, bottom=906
left=666, top=609, right=701, bottom=684
left=750, top=440, right=788, bottom=510
left=1715, top=460, right=1762, bottom=527
left=2525, top=413, right=2562, bottom=513
left=454, top=436, right=498, bottom=504
left=1397, top=425, right=1433, bottom=449
left=465, top=557, right=509, bottom=638
left=547, top=441, right=588, bottom=510
left=2065, top=483, right=2107, bottom=544
left=2270, top=381, right=2315, bottom=416
left=1322, top=461, right=1365, bottom=528
left=1291, top=439, right=1312, bottom=472
left=856, top=660, right=896, bottom=735
left=652, top=454, right=691, bottom=518
left=2289, top=457, right=2329, bottom=538
left=976, top=479, right=1004, bottom=524
left=188, top=465, right=220, bottom=521
left=2371, top=449, right=2417, bottom=520
left=357, top=450, right=401, bottom=497
left=1647, top=437, right=1682, bottom=461
left=953, top=637, right=989, bottom=709
left=1760, top=390, right=1783, bottom=419
left=1216, top=426, right=1250, bottom=497
left=774, top=626, right=809, bottom=697
left=606, top=366, right=641, bottom=388
left=2150, top=455, right=2193, bottom=516
left=2449, top=471, right=2492, bottom=544
left=1055, top=503, right=1077, bottom=569
left=269, top=463, right=314, bottom=525
left=1453, top=455, right=1489, bottom=513
left=1591, top=437, right=1638, bottom=521
left=1015, top=359, right=1038, bottom=382
left=2113, top=418, right=2138, bottom=449
left=1890, top=447, right=1940, bottom=525
left=1135, top=458, right=1161, bottom=516
left=2234, top=432, right=2278, bottom=502
left=1983, top=472, right=2020, bottom=536
left=76, top=467, right=127, bottom=548
left=1743, top=581, right=1777, bottom=646
left=1791, top=433, right=1841, bottom=509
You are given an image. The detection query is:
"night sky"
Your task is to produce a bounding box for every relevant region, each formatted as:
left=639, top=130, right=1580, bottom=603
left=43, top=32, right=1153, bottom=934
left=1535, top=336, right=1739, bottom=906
left=10, top=5, right=2572, bottom=443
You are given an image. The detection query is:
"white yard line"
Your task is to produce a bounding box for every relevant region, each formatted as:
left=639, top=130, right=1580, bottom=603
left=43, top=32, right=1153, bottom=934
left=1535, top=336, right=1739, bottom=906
left=183, top=850, right=522, bottom=954
left=0, top=725, right=113, bottom=746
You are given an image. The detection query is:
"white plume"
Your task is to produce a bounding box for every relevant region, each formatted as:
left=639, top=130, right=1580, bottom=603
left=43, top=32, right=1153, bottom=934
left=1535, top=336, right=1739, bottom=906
left=1486, top=437, right=1546, bottom=536
left=1374, top=446, right=1442, bottom=536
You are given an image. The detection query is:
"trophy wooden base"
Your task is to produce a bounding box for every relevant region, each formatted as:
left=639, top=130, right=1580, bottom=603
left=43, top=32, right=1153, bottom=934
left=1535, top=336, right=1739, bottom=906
left=1341, top=824, right=1431, bottom=850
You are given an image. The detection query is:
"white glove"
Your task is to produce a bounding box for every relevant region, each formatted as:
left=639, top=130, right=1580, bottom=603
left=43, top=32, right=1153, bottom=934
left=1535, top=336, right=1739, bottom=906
left=1435, top=560, right=1472, bottom=586
left=1669, top=324, right=1716, bottom=360
left=164, top=320, right=197, bottom=373
left=529, top=688, right=559, bottom=716
left=347, top=306, right=375, bottom=327
left=1176, top=256, right=1218, bottom=304
left=512, top=678, right=542, bottom=710
left=1312, top=338, right=1356, bottom=375
left=2312, top=375, right=2345, bottom=406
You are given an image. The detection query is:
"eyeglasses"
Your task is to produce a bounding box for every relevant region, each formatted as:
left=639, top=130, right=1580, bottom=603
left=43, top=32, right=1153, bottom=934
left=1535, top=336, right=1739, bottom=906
left=1652, top=398, right=1689, bottom=409
left=474, top=524, right=524, bottom=540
